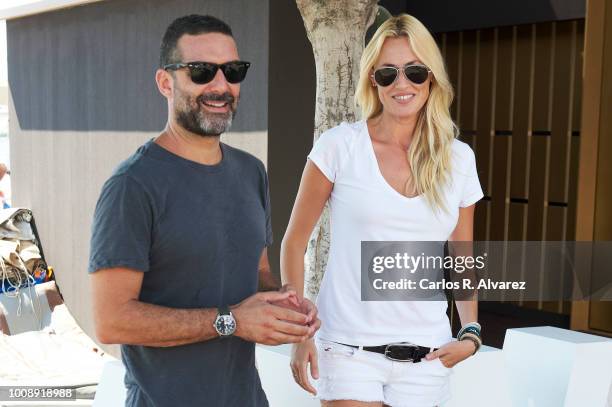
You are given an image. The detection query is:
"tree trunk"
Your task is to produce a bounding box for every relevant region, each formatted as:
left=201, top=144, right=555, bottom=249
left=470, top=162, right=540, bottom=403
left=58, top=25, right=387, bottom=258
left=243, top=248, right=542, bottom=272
left=296, top=0, right=378, bottom=300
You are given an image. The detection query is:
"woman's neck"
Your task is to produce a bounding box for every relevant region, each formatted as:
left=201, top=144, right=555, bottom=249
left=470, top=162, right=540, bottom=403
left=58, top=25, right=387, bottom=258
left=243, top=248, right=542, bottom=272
left=369, top=112, right=419, bottom=150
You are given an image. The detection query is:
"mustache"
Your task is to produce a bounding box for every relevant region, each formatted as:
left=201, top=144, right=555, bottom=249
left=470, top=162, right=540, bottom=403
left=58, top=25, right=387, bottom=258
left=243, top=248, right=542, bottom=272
left=196, top=92, right=235, bottom=105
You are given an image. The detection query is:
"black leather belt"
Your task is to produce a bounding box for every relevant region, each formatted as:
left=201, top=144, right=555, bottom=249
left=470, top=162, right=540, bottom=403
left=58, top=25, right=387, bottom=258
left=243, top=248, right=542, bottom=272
left=341, top=342, right=437, bottom=363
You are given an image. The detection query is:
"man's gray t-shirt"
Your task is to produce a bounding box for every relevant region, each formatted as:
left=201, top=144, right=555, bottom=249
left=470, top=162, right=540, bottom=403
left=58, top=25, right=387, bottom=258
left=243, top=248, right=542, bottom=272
left=89, top=140, right=271, bottom=407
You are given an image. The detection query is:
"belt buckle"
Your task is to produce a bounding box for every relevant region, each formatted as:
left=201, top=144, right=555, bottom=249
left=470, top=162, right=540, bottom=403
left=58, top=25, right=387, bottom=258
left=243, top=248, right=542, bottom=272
left=384, top=342, right=419, bottom=362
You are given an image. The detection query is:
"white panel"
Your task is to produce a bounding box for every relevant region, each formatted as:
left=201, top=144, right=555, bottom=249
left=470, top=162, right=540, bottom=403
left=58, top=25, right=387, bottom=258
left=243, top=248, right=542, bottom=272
left=564, top=340, right=612, bottom=406
left=256, top=345, right=319, bottom=407
left=0, top=0, right=104, bottom=20
left=445, top=345, right=512, bottom=407
left=92, top=360, right=126, bottom=407
left=503, top=326, right=612, bottom=407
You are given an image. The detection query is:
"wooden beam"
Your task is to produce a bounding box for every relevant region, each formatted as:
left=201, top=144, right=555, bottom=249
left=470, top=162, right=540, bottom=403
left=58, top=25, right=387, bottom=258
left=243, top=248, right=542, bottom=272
left=571, top=0, right=608, bottom=331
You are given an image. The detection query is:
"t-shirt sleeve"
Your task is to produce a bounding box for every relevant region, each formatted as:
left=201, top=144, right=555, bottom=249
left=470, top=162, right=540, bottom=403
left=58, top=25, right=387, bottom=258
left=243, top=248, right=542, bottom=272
left=307, top=126, right=346, bottom=183
left=459, top=146, right=485, bottom=208
left=88, top=174, right=153, bottom=273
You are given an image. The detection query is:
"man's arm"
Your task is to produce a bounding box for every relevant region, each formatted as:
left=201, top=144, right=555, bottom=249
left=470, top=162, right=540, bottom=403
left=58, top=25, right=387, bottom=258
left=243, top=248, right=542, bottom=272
left=258, top=247, right=281, bottom=291
left=91, top=268, right=218, bottom=347
left=91, top=267, right=313, bottom=347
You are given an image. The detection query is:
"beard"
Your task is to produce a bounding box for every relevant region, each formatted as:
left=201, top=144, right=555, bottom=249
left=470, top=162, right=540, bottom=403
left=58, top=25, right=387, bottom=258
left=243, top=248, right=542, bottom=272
left=173, top=86, right=237, bottom=137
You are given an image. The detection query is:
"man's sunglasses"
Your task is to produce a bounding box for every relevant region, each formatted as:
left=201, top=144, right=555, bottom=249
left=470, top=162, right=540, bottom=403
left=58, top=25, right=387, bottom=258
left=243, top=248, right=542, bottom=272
left=163, top=61, right=251, bottom=84
left=372, top=64, right=431, bottom=87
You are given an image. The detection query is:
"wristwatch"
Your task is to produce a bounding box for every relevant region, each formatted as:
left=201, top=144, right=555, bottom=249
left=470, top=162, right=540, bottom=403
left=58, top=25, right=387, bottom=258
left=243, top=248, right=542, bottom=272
left=214, top=306, right=236, bottom=337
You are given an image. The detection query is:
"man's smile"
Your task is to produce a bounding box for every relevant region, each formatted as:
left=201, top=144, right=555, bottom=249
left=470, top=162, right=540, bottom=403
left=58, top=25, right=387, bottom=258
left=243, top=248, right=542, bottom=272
left=201, top=100, right=231, bottom=113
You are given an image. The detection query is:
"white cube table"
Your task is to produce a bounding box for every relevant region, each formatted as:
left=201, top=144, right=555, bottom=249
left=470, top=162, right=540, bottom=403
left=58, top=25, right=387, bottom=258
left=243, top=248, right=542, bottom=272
left=503, top=326, right=612, bottom=407
left=444, top=344, right=511, bottom=407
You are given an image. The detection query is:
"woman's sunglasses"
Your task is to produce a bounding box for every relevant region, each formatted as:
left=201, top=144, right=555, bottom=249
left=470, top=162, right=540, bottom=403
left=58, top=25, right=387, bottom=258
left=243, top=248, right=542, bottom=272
left=372, top=64, right=431, bottom=87
left=163, top=61, right=251, bottom=84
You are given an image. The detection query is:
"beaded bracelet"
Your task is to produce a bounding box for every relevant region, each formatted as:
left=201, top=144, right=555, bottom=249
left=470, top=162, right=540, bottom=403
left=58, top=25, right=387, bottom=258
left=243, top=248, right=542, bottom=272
left=457, top=322, right=481, bottom=339
left=465, top=321, right=482, bottom=330
left=458, top=329, right=482, bottom=343
left=460, top=335, right=481, bottom=355
left=465, top=321, right=481, bottom=329
left=459, top=326, right=481, bottom=339
left=459, top=332, right=482, bottom=354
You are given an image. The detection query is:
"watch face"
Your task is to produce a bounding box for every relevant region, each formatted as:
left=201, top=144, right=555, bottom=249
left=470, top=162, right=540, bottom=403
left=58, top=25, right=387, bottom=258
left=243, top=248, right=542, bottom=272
left=215, top=314, right=236, bottom=336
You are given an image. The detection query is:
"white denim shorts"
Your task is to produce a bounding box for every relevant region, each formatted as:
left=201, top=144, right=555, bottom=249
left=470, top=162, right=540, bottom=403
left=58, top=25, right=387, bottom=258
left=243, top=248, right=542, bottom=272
left=314, top=338, right=452, bottom=407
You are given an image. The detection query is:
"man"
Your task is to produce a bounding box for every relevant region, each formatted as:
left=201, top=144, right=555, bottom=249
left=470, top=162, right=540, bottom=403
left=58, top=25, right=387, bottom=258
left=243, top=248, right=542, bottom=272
left=89, top=15, right=319, bottom=407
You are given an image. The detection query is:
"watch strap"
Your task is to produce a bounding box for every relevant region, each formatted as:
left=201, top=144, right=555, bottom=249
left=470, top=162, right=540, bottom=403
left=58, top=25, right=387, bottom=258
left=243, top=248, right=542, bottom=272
left=218, top=305, right=231, bottom=316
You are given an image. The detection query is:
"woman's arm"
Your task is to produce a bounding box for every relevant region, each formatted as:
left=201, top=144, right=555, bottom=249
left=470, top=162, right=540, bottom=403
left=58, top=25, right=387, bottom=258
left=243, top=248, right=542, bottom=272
left=449, top=204, right=478, bottom=326
left=280, top=160, right=333, bottom=298
left=281, top=160, right=333, bottom=396
left=426, top=204, right=479, bottom=367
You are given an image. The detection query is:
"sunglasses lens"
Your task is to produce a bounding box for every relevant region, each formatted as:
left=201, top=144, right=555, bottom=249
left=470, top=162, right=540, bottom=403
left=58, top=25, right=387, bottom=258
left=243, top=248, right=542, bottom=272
left=374, top=67, right=398, bottom=87
left=405, top=65, right=430, bottom=84
left=188, top=64, right=217, bottom=84
left=222, top=62, right=250, bottom=84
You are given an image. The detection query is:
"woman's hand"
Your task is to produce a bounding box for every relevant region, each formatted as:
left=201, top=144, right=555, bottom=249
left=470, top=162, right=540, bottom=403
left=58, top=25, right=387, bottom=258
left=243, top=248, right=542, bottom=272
left=290, top=338, right=319, bottom=395
left=272, top=284, right=302, bottom=311
left=425, top=340, right=476, bottom=368
left=273, top=284, right=322, bottom=338
left=297, top=297, right=321, bottom=337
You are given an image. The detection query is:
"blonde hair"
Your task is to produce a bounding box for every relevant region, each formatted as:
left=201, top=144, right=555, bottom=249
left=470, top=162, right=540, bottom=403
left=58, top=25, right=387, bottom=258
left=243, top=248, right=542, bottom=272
left=355, top=14, right=457, bottom=212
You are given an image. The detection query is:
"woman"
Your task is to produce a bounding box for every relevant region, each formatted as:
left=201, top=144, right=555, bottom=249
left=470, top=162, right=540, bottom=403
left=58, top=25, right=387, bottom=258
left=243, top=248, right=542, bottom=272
left=281, top=14, right=484, bottom=407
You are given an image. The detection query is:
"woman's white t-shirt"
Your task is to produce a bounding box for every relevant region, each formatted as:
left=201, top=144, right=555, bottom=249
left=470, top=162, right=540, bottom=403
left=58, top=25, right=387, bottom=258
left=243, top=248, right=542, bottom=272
left=307, top=120, right=484, bottom=348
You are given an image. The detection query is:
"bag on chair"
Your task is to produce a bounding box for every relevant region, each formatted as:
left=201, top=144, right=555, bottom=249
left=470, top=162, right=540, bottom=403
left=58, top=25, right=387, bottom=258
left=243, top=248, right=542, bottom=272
left=0, top=208, right=49, bottom=293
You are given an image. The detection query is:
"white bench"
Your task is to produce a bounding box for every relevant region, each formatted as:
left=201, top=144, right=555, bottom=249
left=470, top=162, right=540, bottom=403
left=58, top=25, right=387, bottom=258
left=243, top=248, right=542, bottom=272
left=503, top=326, right=612, bottom=407
left=94, top=327, right=612, bottom=407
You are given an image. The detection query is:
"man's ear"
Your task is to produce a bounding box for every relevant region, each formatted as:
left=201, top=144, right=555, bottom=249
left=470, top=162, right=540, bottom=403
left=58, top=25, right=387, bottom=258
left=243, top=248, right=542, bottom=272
left=155, top=69, right=174, bottom=99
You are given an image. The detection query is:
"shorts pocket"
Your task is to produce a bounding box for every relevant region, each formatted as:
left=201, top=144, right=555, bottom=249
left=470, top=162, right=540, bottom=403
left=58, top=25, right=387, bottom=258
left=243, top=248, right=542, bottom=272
left=431, top=357, right=452, bottom=374
left=316, top=338, right=358, bottom=359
